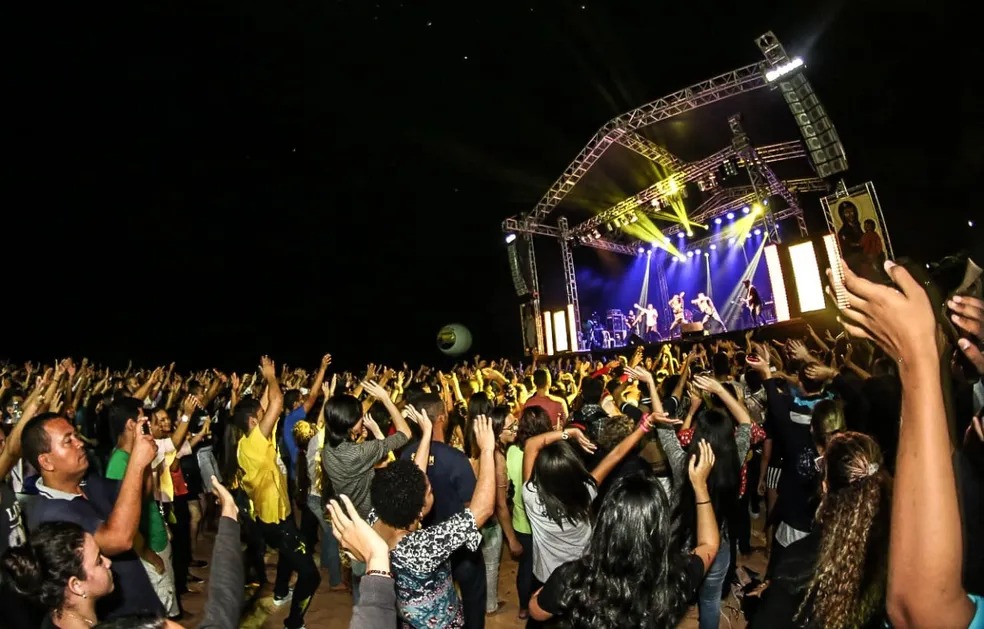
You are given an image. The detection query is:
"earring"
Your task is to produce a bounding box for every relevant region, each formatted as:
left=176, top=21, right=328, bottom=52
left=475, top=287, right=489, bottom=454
left=81, top=592, right=87, bottom=599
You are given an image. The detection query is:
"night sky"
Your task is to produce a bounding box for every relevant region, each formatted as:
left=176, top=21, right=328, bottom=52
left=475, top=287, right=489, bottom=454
left=8, top=0, right=977, bottom=371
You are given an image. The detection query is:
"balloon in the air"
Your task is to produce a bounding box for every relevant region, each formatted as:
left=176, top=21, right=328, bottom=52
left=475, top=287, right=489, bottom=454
left=437, top=324, right=472, bottom=356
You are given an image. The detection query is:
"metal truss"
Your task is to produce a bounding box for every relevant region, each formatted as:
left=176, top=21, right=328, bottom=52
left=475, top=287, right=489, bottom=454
left=527, top=64, right=768, bottom=223
left=601, top=64, right=767, bottom=133
left=526, top=233, right=545, bottom=354
left=614, top=132, right=683, bottom=170
left=569, top=140, right=808, bottom=238
left=502, top=216, right=562, bottom=238
left=557, top=218, right=582, bottom=349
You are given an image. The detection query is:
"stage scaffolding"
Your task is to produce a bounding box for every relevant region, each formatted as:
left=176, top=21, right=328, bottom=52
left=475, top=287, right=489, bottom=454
left=504, top=32, right=839, bottom=355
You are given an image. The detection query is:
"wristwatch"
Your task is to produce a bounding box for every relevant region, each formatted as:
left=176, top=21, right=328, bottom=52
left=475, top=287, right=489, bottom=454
left=560, top=429, right=569, bottom=440
left=180, top=415, right=190, bottom=423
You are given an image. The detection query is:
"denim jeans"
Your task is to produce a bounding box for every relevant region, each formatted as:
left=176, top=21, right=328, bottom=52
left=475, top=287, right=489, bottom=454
left=306, top=494, right=342, bottom=587
left=698, top=538, right=731, bottom=629
left=480, top=521, right=503, bottom=612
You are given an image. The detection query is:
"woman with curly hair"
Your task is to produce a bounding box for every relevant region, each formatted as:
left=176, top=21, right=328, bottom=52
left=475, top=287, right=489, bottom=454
left=749, top=431, right=892, bottom=629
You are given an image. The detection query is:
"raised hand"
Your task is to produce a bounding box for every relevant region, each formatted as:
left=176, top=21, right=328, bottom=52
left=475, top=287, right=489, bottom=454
left=688, top=439, right=716, bottom=488
left=473, top=415, right=495, bottom=453
left=259, top=356, right=277, bottom=379
left=830, top=259, right=937, bottom=362
left=949, top=294, right=984, bottom=374
left=132, top=419, right=159, bottom=469
left=692, top=374, right=725, bottom=396
left=327, top=494, right=389, bottom=566
left=361, top=412, right=381, bottom=438
left=804, top=363, right=837, bottom=382
left=210, top=476, right=239, bottom=521
left=321, top=353, right=333, bottom=370
left=563, top=427, right=597, bottom=454
left=405, top=405, right=432, bottom=434
left=360, top=380, right=390, bottom=401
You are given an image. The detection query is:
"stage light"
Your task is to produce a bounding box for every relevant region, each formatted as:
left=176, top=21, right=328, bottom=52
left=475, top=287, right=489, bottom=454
left=677, top=256, right=685, bottom=262
left=714, top=217, right=722, bottom=225
left=753, top=228, right=762, bottom=236
left=752, top=203, right=763, bottom=215
left=543, top=312, right=554, bottom=356
left=671, top=257, right=678, bottom=263
left=647, top=249, right=654, bottom=255
left=552, top=310, right=568, bottom=353
left=686, top=230, right=694, bottom=237
left=709, top=244, right=717, bottom=250
left=677, top=232, right=685, bottom=239
left=704, top=252, right=709, bottom=257
left=788, top=242, right=825, bottom=313
left=695, top=248, right=701, bottom=255
left=742, top=206, right=750, bottom=214
left=728, top=237, right=737, bottom=244
left=764, top=245, right=790, bottom=323
left=638, top=247, right=645, bottom=254
left=567, top=304, right=578, bottom=352
left=727, top=212, right=735, bottom=219
left=505, top=233, right=517, bottom=244
left=687, top=251, right=694, bottom=258
left=970, top=220, right=976, bottom=227
left=765, top=57, right=804, bottom=82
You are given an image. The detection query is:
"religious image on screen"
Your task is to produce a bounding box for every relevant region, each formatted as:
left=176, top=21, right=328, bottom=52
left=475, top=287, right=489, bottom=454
left=822, top=183, right=892, bottom=282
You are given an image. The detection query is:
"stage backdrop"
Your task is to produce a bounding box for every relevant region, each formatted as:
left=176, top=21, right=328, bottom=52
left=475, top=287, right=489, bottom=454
left=820, top=182, right=893, bottom=282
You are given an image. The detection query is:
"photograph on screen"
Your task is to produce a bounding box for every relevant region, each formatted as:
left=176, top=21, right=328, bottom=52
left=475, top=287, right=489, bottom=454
left=822, top=183, right=892, bottom=283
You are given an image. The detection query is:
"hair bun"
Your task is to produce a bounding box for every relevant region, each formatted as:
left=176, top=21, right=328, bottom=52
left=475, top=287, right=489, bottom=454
left=0, top=544, right=44, bottom=598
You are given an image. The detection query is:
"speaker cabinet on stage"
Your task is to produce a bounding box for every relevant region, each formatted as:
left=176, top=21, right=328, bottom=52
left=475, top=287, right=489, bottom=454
left=627, top=333, right=647, bottom=346
left=681, top=322, right=704, bottom=339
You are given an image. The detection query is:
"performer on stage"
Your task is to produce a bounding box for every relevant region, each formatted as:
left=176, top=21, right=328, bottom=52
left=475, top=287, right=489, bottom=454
left=633, top=302, right=660, bottom=340
left=742, top=279, right=765, bottom=326
left=692, top=292, right=727, bottom=332
left=668, top=292, right=686, bottom=336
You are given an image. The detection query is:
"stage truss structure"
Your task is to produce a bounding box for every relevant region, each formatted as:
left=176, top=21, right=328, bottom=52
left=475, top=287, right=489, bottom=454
left=503, top=32, right=837, bottom=354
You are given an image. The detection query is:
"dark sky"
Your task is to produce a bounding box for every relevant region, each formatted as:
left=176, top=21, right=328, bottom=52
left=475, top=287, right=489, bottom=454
left=8, top=0, right=978, bottom=371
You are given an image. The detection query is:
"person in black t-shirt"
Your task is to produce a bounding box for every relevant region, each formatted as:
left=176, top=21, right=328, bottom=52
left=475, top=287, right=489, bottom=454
left=529, top=442, right=720, bottom=627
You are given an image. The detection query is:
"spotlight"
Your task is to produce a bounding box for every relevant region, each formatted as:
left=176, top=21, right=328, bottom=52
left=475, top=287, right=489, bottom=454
left=704, top=252, right=709, bottom=257
left=687, top=251, right=694, bottom=258
left=695, top=248, right=701, bottom=255
left=677, top=232, right=685, bottom=239
left=709, top=244, right=717, bottom=250
left=742, top=206, right=750, bottom=214
left=753, top=228, right=762, bottom=235
left=648, top=248, right=654, bottom=255
left=686, top=231, right=694, bottom=237
left=677, top=256, right=686, bottom=262
left=505, top=233, right=517, bottom=244
left=714, top=218, right=722, bottom=225
left=672, top=257, right=678, bottom=263
left=638, top=247, right=645, bottom=254
left=726, top=212, right=735, bottom=219
left=728, top=237, right=736, bottom=244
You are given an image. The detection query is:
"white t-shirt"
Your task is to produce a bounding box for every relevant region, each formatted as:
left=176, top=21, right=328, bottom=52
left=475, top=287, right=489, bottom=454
left=522, top=480, right=597, bottom=582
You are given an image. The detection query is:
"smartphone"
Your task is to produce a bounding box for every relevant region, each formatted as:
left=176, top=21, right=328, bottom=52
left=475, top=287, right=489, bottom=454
left=142, top=421, right=151, bottom=436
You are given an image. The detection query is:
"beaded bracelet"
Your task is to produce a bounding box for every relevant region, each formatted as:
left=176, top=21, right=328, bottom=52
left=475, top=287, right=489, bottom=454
left=366, top=569, right=394, bottom=579
left=638, top=414, right=651, bottom=433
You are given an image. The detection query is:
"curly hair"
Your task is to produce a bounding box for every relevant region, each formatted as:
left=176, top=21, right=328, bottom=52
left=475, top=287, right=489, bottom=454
left=370, top=459, right=428, bottom=530
left=798, top=431, right=891, bottom=629
left=1, top=521, right=87, bottom=615
left=596, top=415, right=634, bottom=452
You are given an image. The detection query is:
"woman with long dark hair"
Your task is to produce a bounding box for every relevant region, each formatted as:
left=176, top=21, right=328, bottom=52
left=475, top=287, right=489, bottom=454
left=631, top=367, right=751, bottom=629
left=530, top=441, right=720, bottom=628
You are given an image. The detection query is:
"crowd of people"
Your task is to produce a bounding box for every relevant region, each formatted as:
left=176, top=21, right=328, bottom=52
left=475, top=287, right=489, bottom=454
left=0, top=254, right=981, bottom=629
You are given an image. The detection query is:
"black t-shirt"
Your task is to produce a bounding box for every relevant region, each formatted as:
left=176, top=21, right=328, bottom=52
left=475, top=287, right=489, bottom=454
left=0, top=480, right=26, bottom=555
left=399, top=440, right=476, bottom=526
left=27, top=474, right=165, bottom=619
left=537, top=553, right=706, bottom=620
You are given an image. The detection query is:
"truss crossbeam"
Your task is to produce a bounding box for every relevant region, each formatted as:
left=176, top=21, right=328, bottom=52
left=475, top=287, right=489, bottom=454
left=602, top=64, right=768, bottom=133
left=578, top=238, right=641, bottom=256
left=615, top=132, right=684, bottom=170
left=571, top=146, right=735, bottom=237
left=528, top=129, right=624, bottom=223
left=502, top=217, right=563, bottom=238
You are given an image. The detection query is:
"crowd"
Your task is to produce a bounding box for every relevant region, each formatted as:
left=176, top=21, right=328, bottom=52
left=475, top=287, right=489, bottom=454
left=0, top=254, right=981, bottom=629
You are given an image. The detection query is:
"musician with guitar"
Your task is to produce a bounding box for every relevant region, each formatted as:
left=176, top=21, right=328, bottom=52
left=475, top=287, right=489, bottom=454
left=742, top=279, right=765, bottom=326
left=633, top=302, right=660, bottom=340
left=668, top=292, right=686, bottom=337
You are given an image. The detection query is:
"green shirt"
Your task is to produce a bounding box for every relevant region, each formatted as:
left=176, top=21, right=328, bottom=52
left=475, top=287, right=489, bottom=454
left=106, top=448, right=169, bottom=552
left=506, top=445, right=531, bottom=534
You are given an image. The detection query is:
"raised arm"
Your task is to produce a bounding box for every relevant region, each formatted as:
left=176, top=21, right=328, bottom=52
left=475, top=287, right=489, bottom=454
left=96, top=419, right=158, bottom=555
left=361, top=380, right=411, bottom=440
left=257, top=356, right=283, bottom=440
left=522, top=427, right=595, bottom=483
left=467, top=417, right=498, bottom=527
left=834, top=261, right=974, bottom=628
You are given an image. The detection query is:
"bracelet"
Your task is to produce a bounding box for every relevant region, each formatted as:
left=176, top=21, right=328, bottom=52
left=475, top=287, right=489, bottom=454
left=366, top=569, right=393, bottom=579
left=696, top=500, right=711, bottom=505
left=638, top=415, right=651, bottom=433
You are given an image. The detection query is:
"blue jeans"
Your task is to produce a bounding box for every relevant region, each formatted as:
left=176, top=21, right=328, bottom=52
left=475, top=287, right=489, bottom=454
left=306, top=494, right=342, bottom=587
left=698, top=539, right=731, bottom=629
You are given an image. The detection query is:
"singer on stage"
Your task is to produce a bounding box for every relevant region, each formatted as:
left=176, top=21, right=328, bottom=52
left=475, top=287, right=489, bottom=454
left=634, top=302, right=660, bottom=341
left=693, top=292, right=727, bottom=333
left=668, top=292, right=686, bottom=336
left=742, top=279, right=765, bottom=326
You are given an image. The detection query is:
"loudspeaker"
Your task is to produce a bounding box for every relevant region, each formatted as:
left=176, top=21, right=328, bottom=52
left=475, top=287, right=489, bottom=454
left=507, top=239, right=530, bottom=296
left=627, top=334, right=647, bottom=346
left=779, top=73, right=847, bottom=177
left=681, top=322, right=705, bottom=339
